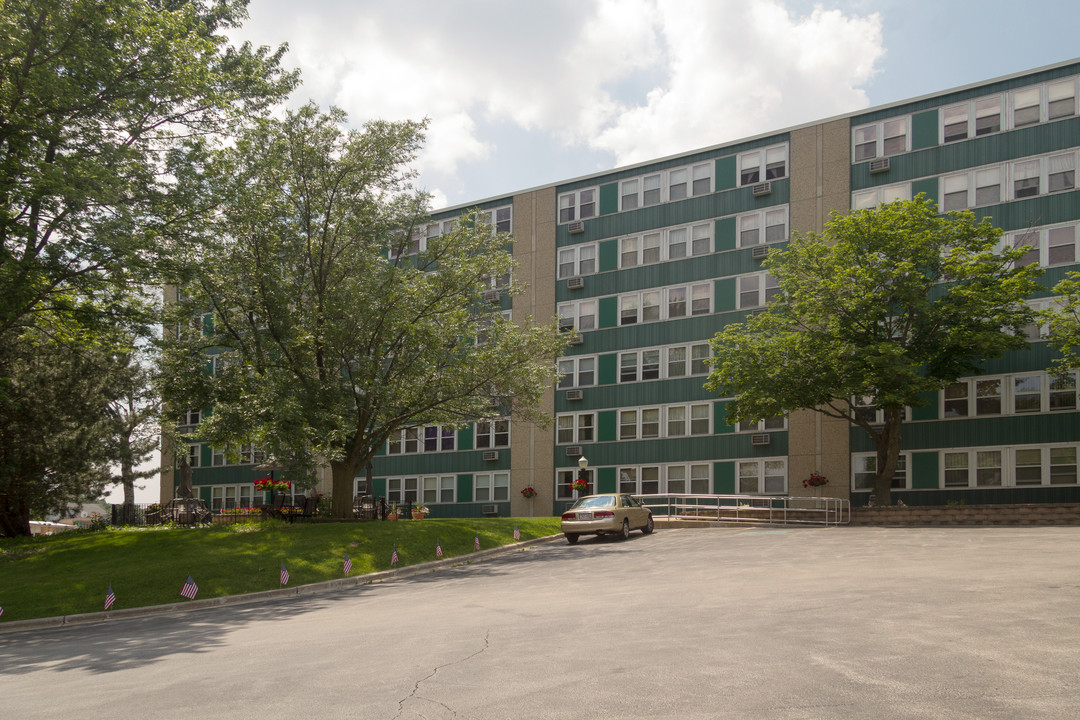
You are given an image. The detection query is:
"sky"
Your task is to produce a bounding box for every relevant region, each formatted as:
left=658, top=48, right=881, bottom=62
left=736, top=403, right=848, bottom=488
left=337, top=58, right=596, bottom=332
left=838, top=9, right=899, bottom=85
left=224, top=0, right=1080, bottom=210
left=112, top=0, right=1078, bottom=505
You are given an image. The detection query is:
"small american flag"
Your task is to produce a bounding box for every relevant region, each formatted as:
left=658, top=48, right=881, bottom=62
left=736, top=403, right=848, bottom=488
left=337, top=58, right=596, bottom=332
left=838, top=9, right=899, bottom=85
left=391, top=545, right=399, bottom=566
left=343, top=553, right=352, bottom=575
left=513, top=525, right=520, bottom=541
left=436, top=540, right=443, bottom=558
left=280, top=562, right=290, bottom=586
left=104, top=584, right=116, bottom=611
left=180, top=575, right=198, bottom=600
left=474, top=533, right=480, bottom=551
left=0, top=606, right=4, bottom=618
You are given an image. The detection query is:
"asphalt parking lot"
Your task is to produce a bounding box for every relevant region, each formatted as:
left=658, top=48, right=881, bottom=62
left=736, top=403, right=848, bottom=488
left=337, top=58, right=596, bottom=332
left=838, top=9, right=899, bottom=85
left=2, top=525, right=1079, bottom=719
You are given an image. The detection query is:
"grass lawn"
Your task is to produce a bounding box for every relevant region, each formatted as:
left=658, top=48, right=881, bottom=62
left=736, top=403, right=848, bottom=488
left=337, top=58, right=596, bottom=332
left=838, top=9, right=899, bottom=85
left=0, top=517, right=562, bottom=623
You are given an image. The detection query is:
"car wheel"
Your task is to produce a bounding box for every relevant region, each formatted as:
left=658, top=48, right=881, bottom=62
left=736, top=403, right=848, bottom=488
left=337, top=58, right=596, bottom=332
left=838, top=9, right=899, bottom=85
left=565, top=533, right=579, bottom=545
left=642, top=515, right=654, bottom=535
left=619, top=518, right=630, bottom=540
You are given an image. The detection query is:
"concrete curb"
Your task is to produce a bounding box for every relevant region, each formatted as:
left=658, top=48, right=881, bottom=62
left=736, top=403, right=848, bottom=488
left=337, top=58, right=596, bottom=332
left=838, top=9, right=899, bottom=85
left=0, top=534, right=564, bottom=635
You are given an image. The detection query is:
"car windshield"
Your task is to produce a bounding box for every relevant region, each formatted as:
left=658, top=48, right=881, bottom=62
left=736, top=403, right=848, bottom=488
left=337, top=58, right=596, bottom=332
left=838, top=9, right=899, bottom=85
left=572, top=495, right=616, bottom=509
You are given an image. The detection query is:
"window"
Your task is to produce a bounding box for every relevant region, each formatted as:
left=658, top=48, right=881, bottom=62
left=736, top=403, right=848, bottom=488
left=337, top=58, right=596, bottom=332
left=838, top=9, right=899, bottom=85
left=737, top=459, right=787, bottom=494
left=1050, top=374, right=1078, bottom=411
left=423, top=426, right=456, bottom=452
left=1049, top=78, right=1078, bottom=120
left=556, top=413, right=594, bottom=444
left=617, top=467, right=660, bottom=494
left=558, top=300, right=596, bottom=332
left=689, top=283, right=711, bottom=316
left=941, top=95, right=1002, bottom=143
left=851, top=182, right=911, bottom=210
left=943, top=377, right=1003, bottom=417
left=239, top=444, right=265, bottom=465
left=1012, top=87, right=1041, bottom=128
left=186, top=444, right=201, bottom=468
left=640, top=408, right=660, bottom=439
left=619, top=410, right=637, bottom=440
left=212, top=446, right=226, bottom=467
left=642, top=174, right=661, bottom=206
left=388, top=425, right=454, bottom=454
left=210, top=484, right=255, bottom=511
left=558, top=356, right=596, bottom=389
left=736, top=416, right=786, bottom=433
left=852, top=454, right=908, bottom=491
left=474, top=472, right=509, bottom=502
left=738, top=144, right=787, bottom=186
left=852, top=117, right=909, bottom=161
left=620, top=179, right=640, bottom=210
left=181, top=409, right=201, bottom=426
left=479, top=206, right=512, bottom=234
left=944, top=371, right=1079, bottom=417
left=737, top=272, right=779, bottom=309
left=738, top=207, right=788, bottom=247
left=619, top=283, right=708, bottom=326
left=557, top=468, right=593, bottom=499
left=942, top=445, right=1079, bottom=488
left=476, top=418, right=510, bottom=449
left=559, top=188, right=597, bottom=223
left=667, top=222, right=712, bottom=260
left=1014, top=374, right=1042, bottom=413
left=558, top=243, right=597, bottom=278
left=422, top=475, right=456, bottom=504
left=387, top=477, right=420, bottom=505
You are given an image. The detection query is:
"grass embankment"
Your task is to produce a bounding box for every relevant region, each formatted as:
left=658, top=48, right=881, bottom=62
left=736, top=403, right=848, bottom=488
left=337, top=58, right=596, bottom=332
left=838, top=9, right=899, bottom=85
left=0, top=517, right=562, bottom=623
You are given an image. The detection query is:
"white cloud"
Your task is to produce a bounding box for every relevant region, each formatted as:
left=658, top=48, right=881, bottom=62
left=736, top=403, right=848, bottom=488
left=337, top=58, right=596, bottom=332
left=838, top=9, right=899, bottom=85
left=234, top=0, right=884, bottom=201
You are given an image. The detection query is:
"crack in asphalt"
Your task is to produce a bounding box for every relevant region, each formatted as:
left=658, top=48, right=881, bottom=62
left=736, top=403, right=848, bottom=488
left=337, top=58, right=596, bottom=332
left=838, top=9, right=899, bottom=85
left=394, top=629, right=491, bottom=719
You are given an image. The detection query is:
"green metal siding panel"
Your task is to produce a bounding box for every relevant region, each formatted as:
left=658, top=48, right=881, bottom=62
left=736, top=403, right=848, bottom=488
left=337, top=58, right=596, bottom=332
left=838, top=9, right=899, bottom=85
left=715, top=156, right=737, bottom=191
left=598, top=239, right=618, bottom=272
left=911, top=109, right=939, bottom=151
left=598, top=353, right=617, bottom=385
left=598, top=466, right=617, bottom=493
left=715, top=277, right=736, bottom=313
left=974, top=191, right=1080, bottom=234
left=911, top=178, right=937, bottom=205
left=714, top=461, right=735, bottom=494
left=458, top=425, right=474, bottom=451
left=911, top=451, right=939, bottom=489
left=715, top=217, right=736, bottom=252
left=599, top=182, right=618, bottom=215
left=598, top=410, right=617, bottom=442
left=598, top=296, right=618, bottom=328
left=457, top=473, right=472, bottom=503
left=199, top=486, right=211, bottom=503
left=851, top=413, right=1080, bottom=452
left=910, top=392, right=939, bottom=421
left=714, top=400, right=734, bottom=434
left=373, top=477, right=386, bottom=498
left=200, top=445, right=212, bottom=467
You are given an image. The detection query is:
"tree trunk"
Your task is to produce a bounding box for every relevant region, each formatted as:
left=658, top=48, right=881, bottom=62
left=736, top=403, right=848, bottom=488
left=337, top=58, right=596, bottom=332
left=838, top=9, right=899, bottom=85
left=121, top=435, right=136, bottom=525
left=330, top=458, right=361, bottom=519
left=0, top=492, right=31, bottom=537
left=873, top=406, right=904, bottom=506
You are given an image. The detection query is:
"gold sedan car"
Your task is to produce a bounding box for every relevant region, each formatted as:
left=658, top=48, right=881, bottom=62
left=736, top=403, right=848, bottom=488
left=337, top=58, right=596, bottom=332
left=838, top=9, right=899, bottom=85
left=560, top=493, right=654, bottom=544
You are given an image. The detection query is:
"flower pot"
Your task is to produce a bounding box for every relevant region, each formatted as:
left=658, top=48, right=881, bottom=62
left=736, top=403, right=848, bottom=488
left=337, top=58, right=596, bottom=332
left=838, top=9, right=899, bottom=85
left=387, top=512, right=399, bottom=521
left=412, top=511, right=426, bottom=520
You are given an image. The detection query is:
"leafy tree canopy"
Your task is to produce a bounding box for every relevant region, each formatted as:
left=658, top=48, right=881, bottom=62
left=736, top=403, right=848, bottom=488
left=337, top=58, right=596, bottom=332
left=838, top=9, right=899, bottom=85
left=160, top=105, right=568, bottom=518
left=1042, top=271, right=1080, bottom=375
left=706, top=197, right=1042, bottom=504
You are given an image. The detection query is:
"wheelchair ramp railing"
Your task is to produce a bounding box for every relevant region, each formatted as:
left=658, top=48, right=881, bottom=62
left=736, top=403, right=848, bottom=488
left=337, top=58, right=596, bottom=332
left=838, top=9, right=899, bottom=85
left=639, top=494, right=849, bottom=527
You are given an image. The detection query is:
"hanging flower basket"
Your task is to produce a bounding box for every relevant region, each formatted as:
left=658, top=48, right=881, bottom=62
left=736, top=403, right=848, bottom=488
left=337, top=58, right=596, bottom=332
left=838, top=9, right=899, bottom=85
left=520, top=486, right=537, bottom=499
left=571, top=478, right=589, bottom=493
left=803, top=472, right=828, bottom=488
left=254, top=477, right=291, bottom=493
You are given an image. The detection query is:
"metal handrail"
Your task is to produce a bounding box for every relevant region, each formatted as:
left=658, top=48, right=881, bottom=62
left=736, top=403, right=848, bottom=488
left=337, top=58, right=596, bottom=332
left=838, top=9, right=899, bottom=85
left=637, top=493, right=850, bottom=526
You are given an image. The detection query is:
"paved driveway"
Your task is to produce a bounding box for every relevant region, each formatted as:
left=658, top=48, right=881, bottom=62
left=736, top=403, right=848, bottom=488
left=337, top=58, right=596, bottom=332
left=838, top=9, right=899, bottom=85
left=2, top=526, right=1079, bottom=719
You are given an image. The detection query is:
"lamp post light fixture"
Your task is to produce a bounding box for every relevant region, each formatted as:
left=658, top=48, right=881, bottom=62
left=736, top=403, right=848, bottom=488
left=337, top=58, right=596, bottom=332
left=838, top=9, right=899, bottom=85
left=577, top=455, right=589, bottom=496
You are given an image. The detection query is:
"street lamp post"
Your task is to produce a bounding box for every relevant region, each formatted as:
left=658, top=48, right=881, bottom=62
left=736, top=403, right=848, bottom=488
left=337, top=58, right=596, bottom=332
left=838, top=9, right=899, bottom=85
left=577, top=455, right=589, bottom=497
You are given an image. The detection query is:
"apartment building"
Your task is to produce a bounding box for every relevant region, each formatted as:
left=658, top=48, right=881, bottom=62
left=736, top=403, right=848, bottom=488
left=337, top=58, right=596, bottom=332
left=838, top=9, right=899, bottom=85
left=163, top=58, right=1080, bottom=516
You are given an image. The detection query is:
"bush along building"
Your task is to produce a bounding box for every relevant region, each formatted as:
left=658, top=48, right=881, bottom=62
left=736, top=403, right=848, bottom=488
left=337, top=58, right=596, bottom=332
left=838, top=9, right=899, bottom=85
left=162, top=58, right=1080, bottom=515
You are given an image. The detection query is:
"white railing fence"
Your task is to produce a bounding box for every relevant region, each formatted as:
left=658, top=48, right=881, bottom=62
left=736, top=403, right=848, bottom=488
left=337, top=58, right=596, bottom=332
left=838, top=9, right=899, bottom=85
left=638, top=493, right=849, bottom=526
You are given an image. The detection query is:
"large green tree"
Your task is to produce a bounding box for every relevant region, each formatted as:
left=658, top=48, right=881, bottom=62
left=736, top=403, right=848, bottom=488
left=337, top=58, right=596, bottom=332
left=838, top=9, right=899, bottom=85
left=706, top=197, right=1042, bottom=505
left=1042, top=271, right=1080, bottom=375
left=0, top=0, right=295, bottom=531
left=160, top=105, right=568, bottom=518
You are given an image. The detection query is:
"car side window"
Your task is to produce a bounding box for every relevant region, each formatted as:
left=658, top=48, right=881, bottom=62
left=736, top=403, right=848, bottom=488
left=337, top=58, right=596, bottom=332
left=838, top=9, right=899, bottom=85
left=621, top=494, right=635, bottom=507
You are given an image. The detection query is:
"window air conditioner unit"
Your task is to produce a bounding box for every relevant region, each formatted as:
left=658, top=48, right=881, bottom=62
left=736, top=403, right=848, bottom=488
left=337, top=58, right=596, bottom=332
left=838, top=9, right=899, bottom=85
left=482, top=450, right=499, bottom=461
left=751, top=245, right=769, bottom=260
left=751, top=182, right=772, bottom=197
left=567, top=276, right=585, bottom=290
left=566, top=389, right=583, bottom=401
left=751, top=433, right=771, bottom=446
left=558, top=319, right=575, bottom=332
left=869, top=157, right=891, bottom=174
left=569, top=334, right=583, bottom=345
left=566, top=445, right=583, bottom=457
left=567, top=221, right=585, bottom=234
left=482, top=504, right=498, bottom=516
left=483, top=290, right=501, bottom=302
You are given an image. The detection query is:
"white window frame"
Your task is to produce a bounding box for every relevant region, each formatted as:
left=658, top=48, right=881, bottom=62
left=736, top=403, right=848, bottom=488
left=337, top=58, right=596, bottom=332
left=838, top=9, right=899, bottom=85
left=422, top=475, right=456, bottom=504
left=736, top=271, right=779, bottom=309
left=556, top=412, right=595, bottom=445
left=943, top=370, right=1078, bottom=416
left=558, top=356, right=597, bottom=389
left=181, top=409, right=201, bottom=426
left=386, top=477, right=420, bottom=505
left=852, top=116, right=911, bottom=162
left=737, top=206, right=789, bottom=248
left=559, top=187, right=598, bottom=224
left=941, top=445, right=1080, bottom=489
left=941, top=94, right=1003, bottom=143
left=480, top=206, right=512, bottom=234
left=475, top=418, right=510, bottom=449
left=474, top=472, right=510, bottom=502
left=852, top=182, right=912, bottom=210
left=558, top=299, right=597, bottom=333
left=619, top=282, right=711, bottom=326
left=209, top=483, right=256, bottom=511
left=558, top=243, right=598, bottom=278
left=738, top=144, right=788, bottom=187
left=852, top=453, right=910, bottom=491
left=736, top=458, right=788, bottom=495
left=735, top=416, right=787, bottom=433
